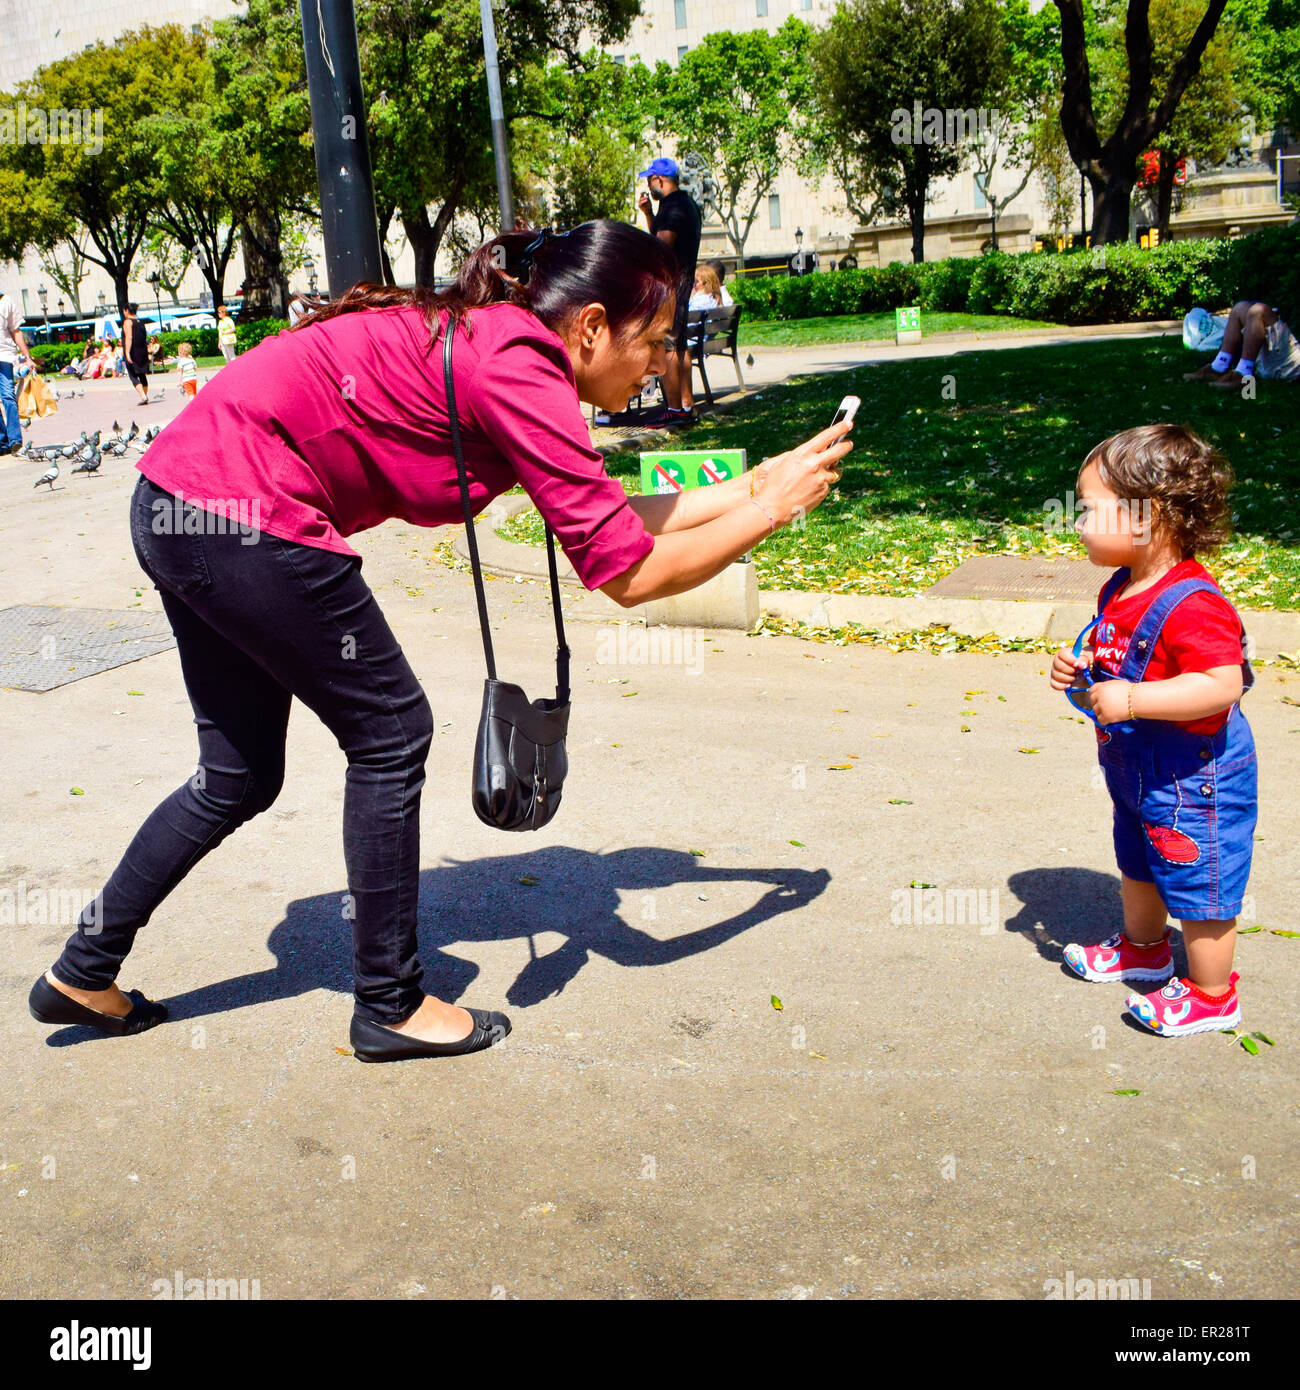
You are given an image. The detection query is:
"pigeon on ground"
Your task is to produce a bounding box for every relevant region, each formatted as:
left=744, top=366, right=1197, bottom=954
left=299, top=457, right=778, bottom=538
left=144, top=424, right=160, bottom=442
left=125, top=421, right=138, bottom=443
left=746, top=353, right=754, bottom=368
left=34, top=460, right=59, bottom=490
left=112, top=420, right=121, bottom=434
left=72, top=450, right=102, bottom=476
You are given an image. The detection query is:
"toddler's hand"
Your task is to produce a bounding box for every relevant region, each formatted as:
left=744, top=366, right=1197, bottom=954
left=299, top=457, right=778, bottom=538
left=1089, top=680, right=1133, bottom=726
left=1049, top=646, right=1089, bottom=692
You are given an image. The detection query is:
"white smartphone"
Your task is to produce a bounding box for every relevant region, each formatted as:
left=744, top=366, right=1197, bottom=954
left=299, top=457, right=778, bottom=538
left=830, top=395, right=860, bottom=428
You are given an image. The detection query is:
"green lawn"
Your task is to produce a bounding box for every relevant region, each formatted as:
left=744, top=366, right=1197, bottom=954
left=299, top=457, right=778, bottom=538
left=737, top=310, right=1060, bottom=350
left=497, top=336, right=1300, bottom=611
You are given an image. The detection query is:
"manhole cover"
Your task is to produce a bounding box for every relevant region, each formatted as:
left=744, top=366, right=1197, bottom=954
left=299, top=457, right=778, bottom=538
left=0, top=605, right=174, bottom=692
left=925, top=556, right=1101, bottom=602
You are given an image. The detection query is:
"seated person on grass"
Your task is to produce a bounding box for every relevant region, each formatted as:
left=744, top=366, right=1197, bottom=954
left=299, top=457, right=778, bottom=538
left=1184, top=296, right=1300, bottom=387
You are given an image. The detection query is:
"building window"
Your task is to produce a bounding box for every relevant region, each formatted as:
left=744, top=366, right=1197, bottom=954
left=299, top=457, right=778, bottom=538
left=191, top=22, right=202, bottom=34
left=756, top=0, right=769, bottom=14
left=974, top=173, right=989, bottom=209
left=801, top=0, right=813, bottom=10
left=675, top=0, right=687, bottom=27
left=613, top=54, right=625, bottom=65
left=677, top=45, right=689, bottom=62
left=21, top=288, right=30, bottom=317
left=769, top=194, right=781, bottom=229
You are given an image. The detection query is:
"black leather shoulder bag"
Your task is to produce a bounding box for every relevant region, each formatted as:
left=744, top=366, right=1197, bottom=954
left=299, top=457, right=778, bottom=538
left=443, top=318, right=571, bottom=831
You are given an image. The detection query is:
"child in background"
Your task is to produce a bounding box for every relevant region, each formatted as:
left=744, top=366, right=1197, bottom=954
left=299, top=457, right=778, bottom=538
left=1049, top=424, right=1257, bottom=1036
left=177, top=342, right=199, bottom=400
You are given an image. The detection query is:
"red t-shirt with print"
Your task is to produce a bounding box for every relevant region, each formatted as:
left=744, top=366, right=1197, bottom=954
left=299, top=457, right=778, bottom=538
left=1091, top=559, right=1246, bottom=737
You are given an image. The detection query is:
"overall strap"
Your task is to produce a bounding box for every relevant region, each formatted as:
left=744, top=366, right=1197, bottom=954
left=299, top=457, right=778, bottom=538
left=1116, top=578, right=1228, bottom=684
left=443, top=318, right=571, bottom=699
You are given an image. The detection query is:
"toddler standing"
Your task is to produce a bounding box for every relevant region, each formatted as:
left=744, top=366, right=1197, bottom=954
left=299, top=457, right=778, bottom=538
left=1050, top=424, right=1257, bottom=1036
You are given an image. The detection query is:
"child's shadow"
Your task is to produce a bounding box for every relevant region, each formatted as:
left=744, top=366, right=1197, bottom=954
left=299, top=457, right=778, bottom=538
left=1004, top=866, right=1126, bottom=969
left=67, top=847, right=828, bottom=1033
left=1007, top=867, right=1186, bottom=1033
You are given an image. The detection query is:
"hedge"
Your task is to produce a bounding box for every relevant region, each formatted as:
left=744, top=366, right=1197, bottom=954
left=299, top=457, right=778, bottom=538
left=30, top=316, right=291, bottom=373
left=728, top=220, right=1299, bottom=327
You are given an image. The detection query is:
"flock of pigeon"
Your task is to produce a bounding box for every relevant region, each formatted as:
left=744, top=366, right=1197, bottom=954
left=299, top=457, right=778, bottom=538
left=28, top=419, right=163, bottom=490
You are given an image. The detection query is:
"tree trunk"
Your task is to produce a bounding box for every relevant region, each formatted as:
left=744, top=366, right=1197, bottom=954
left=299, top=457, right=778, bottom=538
left=239, top=209, right=289, bottom=319
left=1155, top=148, right=1177, bottom=241
left=1090, top=172, right=1134, bottom=245
left=908, top=195, right=926, bottom=263
left=113, top=272, right=131, bottom=314
left=401, top=206, right=438, bottom=287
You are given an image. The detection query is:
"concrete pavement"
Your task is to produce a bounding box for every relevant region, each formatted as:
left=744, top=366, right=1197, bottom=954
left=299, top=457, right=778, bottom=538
left=2, top=437, right=1298, bottom=1299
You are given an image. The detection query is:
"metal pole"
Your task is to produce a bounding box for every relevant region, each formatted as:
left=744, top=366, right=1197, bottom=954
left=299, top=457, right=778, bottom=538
left=480, top=0, right=515, bottom=230
left=1080, top=171, right=1086, bottom=242
left=300, top=0, right=382, bottom=294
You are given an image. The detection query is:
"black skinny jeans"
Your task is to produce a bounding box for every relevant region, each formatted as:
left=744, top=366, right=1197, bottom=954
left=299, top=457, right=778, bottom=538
left=52, top=474, right=434, bottom=1024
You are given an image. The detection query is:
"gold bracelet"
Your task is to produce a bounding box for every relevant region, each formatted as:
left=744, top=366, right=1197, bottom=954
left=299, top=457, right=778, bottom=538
left=748, top=470, right=756, bottom=498
left=1127, top=682, right=1137, bottom=721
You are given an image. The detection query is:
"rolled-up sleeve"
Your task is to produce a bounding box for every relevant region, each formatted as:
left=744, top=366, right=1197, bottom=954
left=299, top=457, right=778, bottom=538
left=466, top=331, right=653, bottom=591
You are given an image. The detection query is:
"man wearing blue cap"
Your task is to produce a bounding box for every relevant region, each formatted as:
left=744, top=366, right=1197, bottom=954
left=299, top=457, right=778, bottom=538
left=637, top=156, right=702, bottom=425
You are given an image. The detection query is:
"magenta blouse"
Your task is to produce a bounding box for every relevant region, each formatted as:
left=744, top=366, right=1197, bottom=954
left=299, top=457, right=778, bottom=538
left=137, top=302, right=653, bottom=591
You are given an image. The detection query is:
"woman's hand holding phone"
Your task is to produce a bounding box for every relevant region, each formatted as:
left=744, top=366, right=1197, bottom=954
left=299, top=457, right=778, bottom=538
left=754, top=407, right=855, bottom=528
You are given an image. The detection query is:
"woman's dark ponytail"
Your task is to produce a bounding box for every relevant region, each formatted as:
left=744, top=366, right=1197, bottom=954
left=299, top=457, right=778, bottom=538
left=292, top=219, right=678, bottom=345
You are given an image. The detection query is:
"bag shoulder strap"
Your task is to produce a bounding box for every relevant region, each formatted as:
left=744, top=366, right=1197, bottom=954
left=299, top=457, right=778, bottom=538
left=1117, top=577, right=1240, bottom=685
left=442, top=318, right=570, bottom=700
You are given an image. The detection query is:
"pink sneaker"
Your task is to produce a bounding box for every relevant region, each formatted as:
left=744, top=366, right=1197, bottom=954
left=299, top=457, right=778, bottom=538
left=1063, top=930, right=1173, bottom=984
left=1126, top=973, right=1242, bottom=1036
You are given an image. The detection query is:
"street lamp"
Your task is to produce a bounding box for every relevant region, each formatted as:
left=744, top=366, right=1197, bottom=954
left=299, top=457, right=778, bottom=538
left=306, top=256, right=318, bottom=295
left=1078, top=162, right=1088, bottom=244
left=146, top=270, right=163, bottom=335
left=38, top=284, right=49, bottom=336
left=97, top=289, right=106, bottom=313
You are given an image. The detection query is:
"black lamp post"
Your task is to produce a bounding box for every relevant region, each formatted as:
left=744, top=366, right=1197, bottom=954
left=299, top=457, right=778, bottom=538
left=299, top=0, right=382, bottom=294
left=1078, top=163, right=1088, bottom=244
left=306, top=256, right=318, bottom=295
left=97, top=289, right=106, bottom=314
left=38, top=285, right=49, bottom=337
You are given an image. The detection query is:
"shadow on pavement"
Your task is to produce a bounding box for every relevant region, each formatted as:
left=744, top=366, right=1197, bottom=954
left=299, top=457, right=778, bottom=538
left=42, top=848, right=830, bottom=1040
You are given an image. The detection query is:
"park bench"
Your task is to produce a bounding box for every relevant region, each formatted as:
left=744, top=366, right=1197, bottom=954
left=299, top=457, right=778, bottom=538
left=682, top=303, right=744, bottom=407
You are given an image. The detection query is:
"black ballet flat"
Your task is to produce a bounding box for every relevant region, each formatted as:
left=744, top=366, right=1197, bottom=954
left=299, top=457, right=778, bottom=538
left=28, top=975, right=168, bottom=1037
left=349, top=1008, right=511, bottom=1063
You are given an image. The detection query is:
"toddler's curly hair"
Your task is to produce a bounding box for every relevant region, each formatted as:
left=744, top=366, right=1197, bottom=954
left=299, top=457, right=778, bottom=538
left=1081, top=423, right=1234, bottom=557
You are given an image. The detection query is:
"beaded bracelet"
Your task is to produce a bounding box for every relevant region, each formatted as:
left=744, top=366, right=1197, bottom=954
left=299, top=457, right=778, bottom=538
left=748, top=496, right=777, bottom=535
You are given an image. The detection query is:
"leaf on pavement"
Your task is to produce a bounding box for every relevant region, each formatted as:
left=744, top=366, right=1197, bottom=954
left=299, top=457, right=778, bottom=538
left=770, top=995, right=783, bottom=1011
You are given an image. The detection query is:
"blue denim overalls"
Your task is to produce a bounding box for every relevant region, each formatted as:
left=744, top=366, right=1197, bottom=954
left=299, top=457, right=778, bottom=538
left=1071, top=568, right=1257, bottom=920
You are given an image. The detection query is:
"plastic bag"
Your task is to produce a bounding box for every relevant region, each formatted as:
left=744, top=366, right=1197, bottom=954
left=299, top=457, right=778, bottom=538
left=1183, top=308, right=1228, bottom=352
